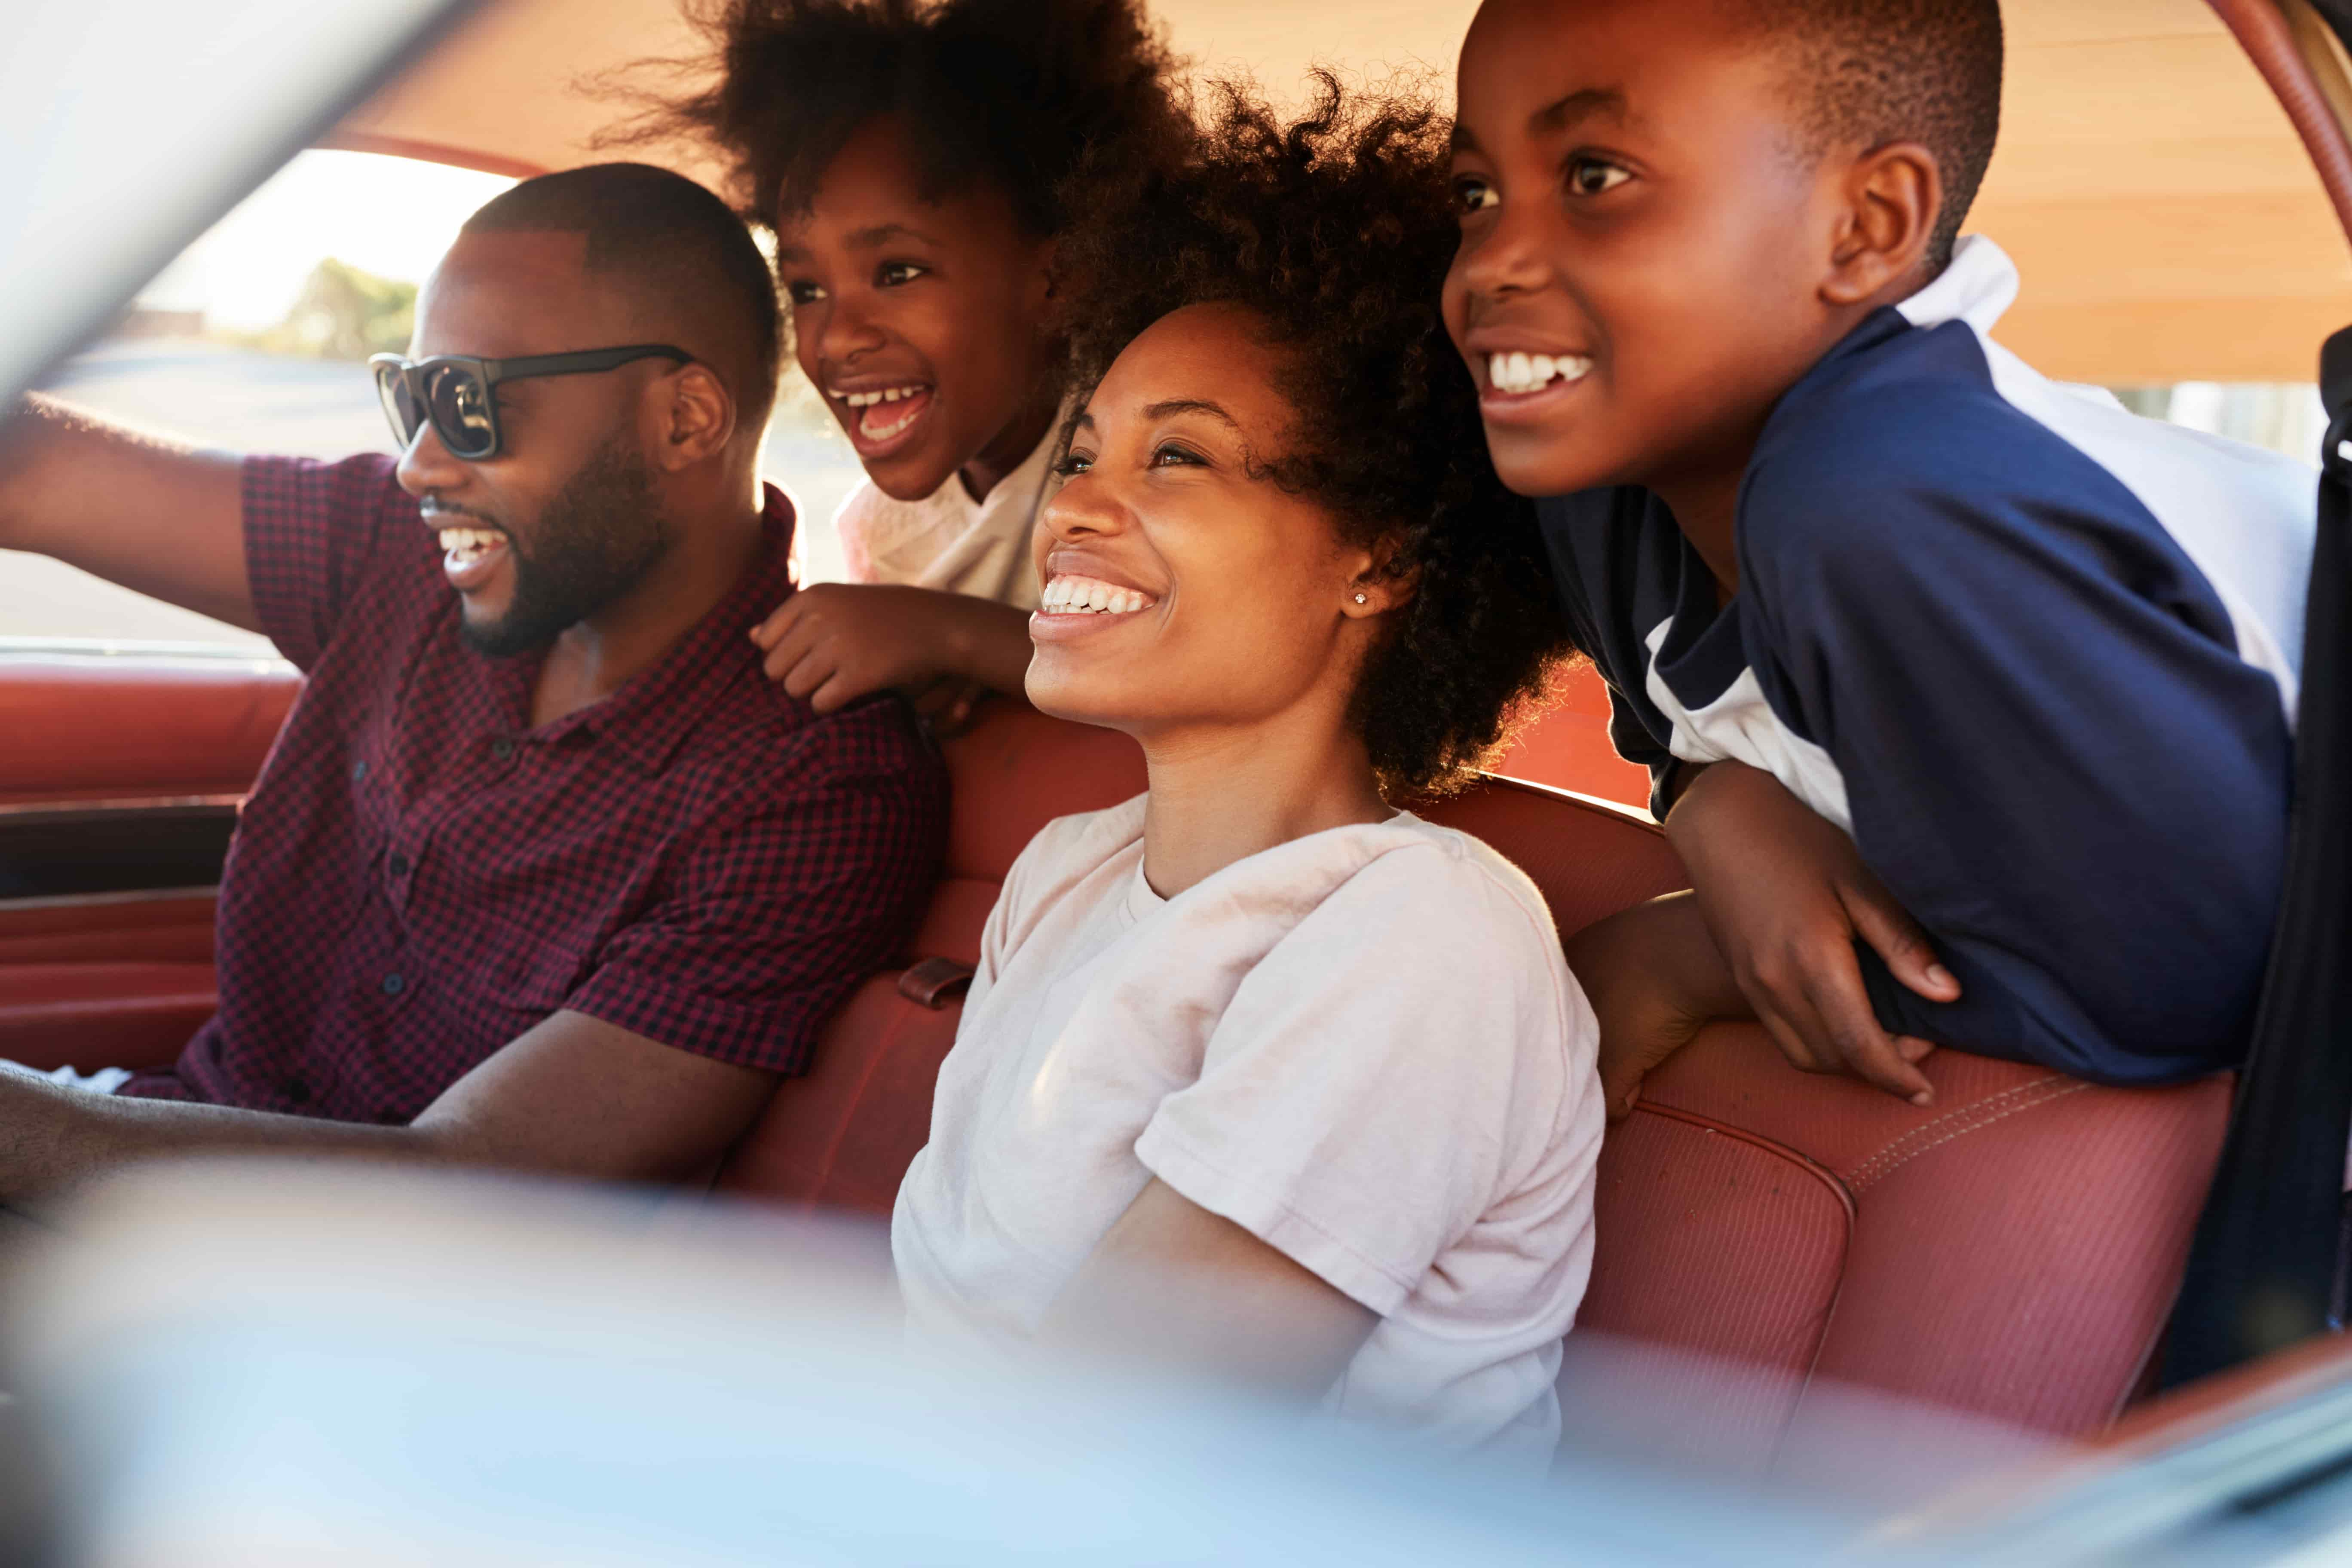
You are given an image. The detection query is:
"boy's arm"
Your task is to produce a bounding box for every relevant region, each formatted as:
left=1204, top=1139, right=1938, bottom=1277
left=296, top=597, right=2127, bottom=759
left=751, top=582, right=1033, bottom=716
left=0, top=394, right=256, bottom=630
left=1664, top=759, right=1952, bottom=1104
left=1574, top=588, right=1950, bottom=1103
left=1566, top=890, right=1774, bottom=1120
left=1733, top=466, right=2293, bottom=1085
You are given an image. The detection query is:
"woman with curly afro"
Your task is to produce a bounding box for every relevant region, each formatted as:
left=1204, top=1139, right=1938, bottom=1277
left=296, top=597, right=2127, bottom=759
left=628, top=0, right=1188, bottom=726
left=891, top=79, right=1602, bottom=1464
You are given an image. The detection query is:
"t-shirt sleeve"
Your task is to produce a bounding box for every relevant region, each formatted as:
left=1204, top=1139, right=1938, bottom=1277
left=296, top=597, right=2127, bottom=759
left=564, top=705, right=946, bottom=1072
left=1599, top=676, right=1681, bottom=818
left=1132, top=844, right=1586, bottom=1316
left=1737, top=448, right=2292, bottom=1082
left=968, top=816, right=1069, bottom=1007
left=241, top=453, right=417, bottom=672
left=1535, top=490, right=1684, bottom=813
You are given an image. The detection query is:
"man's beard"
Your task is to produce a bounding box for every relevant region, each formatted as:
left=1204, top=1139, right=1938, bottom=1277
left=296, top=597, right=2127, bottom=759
left=462, top=436, right=672, bottom=658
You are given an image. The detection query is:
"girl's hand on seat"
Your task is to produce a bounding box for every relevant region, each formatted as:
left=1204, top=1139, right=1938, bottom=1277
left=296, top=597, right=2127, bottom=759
left=1567, top=892, right=1746, bottom=1120
left=1663, top=760, right=1955, bottom=1106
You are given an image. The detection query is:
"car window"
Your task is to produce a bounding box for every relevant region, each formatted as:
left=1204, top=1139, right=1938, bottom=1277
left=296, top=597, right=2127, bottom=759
left=0, top=148, right=870, bottom=655
left=2109, top=382, right=2324, bottom=462
left=1, top=150, right=511, bottom=655
left=5, top=144, right=2316, bottom=656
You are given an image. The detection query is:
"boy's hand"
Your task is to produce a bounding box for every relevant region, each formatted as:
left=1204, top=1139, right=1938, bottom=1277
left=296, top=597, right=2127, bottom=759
left=750, top=583, right=1025, bottom=716
left=1565, top=892, right=1747, bottom=1121
left=1664, top=760, right=1955, bottom=1107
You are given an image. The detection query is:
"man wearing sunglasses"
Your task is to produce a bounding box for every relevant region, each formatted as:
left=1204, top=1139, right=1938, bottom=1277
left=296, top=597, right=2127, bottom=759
left=0, top=164, right=946, bottom=1218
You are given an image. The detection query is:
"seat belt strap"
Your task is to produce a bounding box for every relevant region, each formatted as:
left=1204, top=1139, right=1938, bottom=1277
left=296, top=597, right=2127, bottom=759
left=2163, top=326, right=2352, bottom=1385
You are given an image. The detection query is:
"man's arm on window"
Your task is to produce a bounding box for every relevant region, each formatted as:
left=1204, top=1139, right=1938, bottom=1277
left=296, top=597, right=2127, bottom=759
left=0, top=394, right=255, bottom=630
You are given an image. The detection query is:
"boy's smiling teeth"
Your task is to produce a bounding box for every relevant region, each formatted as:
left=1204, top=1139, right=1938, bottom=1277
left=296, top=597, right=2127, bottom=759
left=1487, top=351, right=1593, bottom=395
left=1040, top=574, right=1155, bottom=615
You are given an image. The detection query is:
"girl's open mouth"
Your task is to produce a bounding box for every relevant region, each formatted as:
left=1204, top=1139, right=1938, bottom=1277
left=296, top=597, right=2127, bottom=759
left=831, top=382, right=935, bottom=456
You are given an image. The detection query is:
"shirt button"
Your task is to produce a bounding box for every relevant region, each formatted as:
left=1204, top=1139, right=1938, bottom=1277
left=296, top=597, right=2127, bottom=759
left=285, top=1077, right=311, bottom=1106
left=388, top=852, right=410, bottom=878
left=490, top=737, right=517, bottom=762
left=351, top=759, right=368, bottom=782
left=380, top=972, right=406, bottom=997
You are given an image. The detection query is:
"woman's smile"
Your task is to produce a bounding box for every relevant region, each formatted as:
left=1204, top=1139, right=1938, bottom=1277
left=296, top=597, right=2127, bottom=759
left=1023, top=303, right=1368, bottom=729
left=1030, top=566, right=1162, bottom=643
left=1038, top=573, right=1155, bottom=614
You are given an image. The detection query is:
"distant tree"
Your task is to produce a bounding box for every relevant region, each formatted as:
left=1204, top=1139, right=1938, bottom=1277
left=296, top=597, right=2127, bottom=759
left=236, top=259, right=416, bottom=359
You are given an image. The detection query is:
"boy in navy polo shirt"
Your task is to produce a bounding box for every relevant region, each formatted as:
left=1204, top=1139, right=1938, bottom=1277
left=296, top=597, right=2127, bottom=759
left=1444, top=0, right=2314, bottom=1110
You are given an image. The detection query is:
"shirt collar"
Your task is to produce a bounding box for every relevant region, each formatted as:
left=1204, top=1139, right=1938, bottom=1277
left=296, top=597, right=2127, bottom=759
left=534, top=482, right=802, bottom=775
left=1893, top=233, right=2018, bottom=336
left=1782, top=233, right=2021, bottom=412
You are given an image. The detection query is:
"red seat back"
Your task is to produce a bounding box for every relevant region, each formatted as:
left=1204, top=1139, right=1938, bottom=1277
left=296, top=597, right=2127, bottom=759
left=720, top=703, right=2230, bottom=1469
left=714, top=704, right=1146, bottom=1210
left=1419, top=781, right=2231, bottom=1473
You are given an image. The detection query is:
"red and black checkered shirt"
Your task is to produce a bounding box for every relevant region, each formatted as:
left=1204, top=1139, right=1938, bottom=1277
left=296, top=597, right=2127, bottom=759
left=120, top=453, right=947, bottom=1122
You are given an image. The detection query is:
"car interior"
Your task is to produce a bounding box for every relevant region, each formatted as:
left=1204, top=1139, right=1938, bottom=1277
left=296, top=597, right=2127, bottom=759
left=3, top=0, right=2352, bottom=1498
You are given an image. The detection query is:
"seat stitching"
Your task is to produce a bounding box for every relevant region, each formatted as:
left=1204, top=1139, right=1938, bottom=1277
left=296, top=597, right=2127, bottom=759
left=1847, top=1078, right=2080, bottom=1191
left=1843, top=1077, right=2062, bottom=1187
left=1847, top=1079, right=2090, bottom=1194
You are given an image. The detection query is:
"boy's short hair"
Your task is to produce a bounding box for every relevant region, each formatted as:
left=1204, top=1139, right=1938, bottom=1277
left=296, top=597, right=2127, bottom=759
left=614, top=0, right=1189, bottom=239
left=1734, top=0, right=2003, bottom=271
left=464, top=162, right=783, bottom=425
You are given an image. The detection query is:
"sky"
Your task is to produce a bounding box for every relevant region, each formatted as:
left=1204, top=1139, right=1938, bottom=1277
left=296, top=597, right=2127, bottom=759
left=136, top=150, right=516, bottom=331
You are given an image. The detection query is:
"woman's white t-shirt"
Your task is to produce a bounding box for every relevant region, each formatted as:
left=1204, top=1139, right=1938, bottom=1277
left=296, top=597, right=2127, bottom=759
left=891, top=796, right=1604, bottom=1464
left=829, top=429, right=1056, bottom=609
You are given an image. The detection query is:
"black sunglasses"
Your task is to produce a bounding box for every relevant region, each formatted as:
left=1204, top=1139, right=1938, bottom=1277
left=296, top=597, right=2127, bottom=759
left=369, top=344, right=692, bottom=461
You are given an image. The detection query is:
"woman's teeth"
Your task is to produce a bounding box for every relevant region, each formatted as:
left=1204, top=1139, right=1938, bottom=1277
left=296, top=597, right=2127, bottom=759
left=1040, top=575, right=1154, bottom=615
left=437, top=526, right=506, bottom=564
left=1487, top=351, right=1593, bottom=395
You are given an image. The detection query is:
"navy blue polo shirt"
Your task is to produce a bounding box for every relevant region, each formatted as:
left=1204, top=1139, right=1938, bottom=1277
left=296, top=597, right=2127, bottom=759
left=1539, top=238, right=2315, bottom=1086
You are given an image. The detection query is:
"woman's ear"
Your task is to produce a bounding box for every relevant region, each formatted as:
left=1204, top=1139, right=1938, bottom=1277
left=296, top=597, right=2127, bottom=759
left=1343, top=541, right=1418, bottom=619
left=1820, top=141, right=1942, bottom=307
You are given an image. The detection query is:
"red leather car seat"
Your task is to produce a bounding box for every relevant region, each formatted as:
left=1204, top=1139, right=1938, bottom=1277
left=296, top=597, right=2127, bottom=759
left=718, top=701, right=2230, bottom=1468
left=714, top=704, right=1148, bottom=1211
left=0, top=657, right=300, bottom=1071
left=0, top=655, right=297, bottom=808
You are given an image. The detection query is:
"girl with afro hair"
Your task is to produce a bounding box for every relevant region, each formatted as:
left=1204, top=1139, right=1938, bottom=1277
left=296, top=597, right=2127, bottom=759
left=626, top=0, right=1188, bottom=727
left=890, top=78, right=1602, bottom=1465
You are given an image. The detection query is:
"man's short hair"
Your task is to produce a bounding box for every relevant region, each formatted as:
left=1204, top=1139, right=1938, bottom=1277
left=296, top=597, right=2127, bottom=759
left=1733, top=0, right=2003, bottom=273
left=462, top=162, right=783, bottom=426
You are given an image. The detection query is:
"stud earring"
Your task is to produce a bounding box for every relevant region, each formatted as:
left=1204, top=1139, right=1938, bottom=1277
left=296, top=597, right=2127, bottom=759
left=1353, top=592, right=1368, bottom=604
